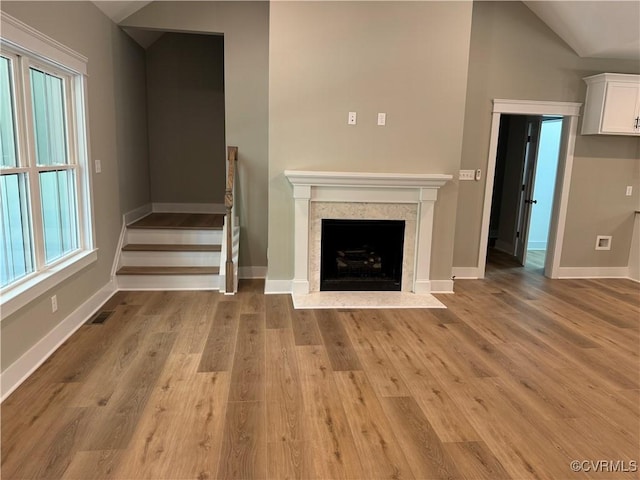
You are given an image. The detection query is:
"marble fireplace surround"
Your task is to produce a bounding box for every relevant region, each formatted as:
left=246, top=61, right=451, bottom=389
left=285, top=170, right=452, bottom=297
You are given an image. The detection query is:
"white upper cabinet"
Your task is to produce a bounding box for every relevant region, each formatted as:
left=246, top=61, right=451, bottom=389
left=582, top=73, right=640, bottom=136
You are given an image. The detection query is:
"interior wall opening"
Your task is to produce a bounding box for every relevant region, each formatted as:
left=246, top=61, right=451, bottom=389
left=144, top=31, right=226, bottom=206
left=476, top=99, right=581, bottom=280
left=487, top=114, right=562, bottom=274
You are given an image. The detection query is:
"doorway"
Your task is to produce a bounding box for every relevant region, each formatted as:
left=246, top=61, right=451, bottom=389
left=476, top=99, right=582, bottom=279
left=488, top=115, right=562, bottom=273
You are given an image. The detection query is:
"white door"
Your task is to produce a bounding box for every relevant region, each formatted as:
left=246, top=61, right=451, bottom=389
left=515, top=117, right=542, bottom=265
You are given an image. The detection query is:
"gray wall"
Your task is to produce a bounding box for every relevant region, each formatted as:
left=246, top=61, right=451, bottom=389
left=122, top=1, right=269, bottom=268
left=0, top=1, right=149, bottom=370
left=563, top=137, right=640, bottom=266
left=114, top=26, right=150, bottom=214
left=268, top=1, right=473, bottom=283
left=146, top=33, right=226, bottom=204
left=453, top=1, right=640, bottom=269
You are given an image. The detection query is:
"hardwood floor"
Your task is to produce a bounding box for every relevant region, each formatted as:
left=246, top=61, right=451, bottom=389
left=525, top=250, right=546, bottom=270
left=2, top=267, right=639, bottom=479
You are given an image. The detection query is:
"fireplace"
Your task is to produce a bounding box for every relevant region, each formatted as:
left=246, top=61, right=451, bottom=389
left=284, top=170, right=452, bottom=298
left=320, top=219, right=405, bottom=291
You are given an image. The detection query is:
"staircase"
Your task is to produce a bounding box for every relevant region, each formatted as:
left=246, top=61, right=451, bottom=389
left=116, top=147, right=240, bottom=292
left=116, top=212, right=225, bottom=290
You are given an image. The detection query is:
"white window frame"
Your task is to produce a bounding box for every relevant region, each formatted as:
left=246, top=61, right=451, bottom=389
left=1, top=14, right=96, bottom=319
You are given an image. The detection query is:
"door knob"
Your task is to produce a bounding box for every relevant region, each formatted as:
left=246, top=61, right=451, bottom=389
left=524, top=199, right=537, bottom=205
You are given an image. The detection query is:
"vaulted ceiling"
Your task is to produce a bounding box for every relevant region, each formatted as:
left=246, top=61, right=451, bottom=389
left=92, top=1, right=640, bottom=61
left=524, top=1, right=639, bottom=61
left=92, top=0, right=150, bottom=23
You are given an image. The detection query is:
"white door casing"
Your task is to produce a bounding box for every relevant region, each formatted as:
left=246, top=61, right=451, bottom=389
left=477, top=99, right=582, bottom=279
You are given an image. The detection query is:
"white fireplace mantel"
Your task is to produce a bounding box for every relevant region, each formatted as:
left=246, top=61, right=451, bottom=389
left=284, top=170, right=452, bottom=189
left=285, top=170, right=452, bottom=296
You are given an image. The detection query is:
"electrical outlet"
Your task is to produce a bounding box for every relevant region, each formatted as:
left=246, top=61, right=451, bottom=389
left=626, top=186, right=633, bottom=196
left=95, top=159, right=101, bottom=174
left=348, top=112, right=357, bottom=125
left=377, top=112, right=386, bottom=126
left=51, top=295, right=58, bottom=312
left=459, top=170, right=475, bottom=181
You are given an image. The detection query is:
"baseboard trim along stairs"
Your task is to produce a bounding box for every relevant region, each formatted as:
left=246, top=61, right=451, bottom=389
left=115, top=212, right=225, bottom=290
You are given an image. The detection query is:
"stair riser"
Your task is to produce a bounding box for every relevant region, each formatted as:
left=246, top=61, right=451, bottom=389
left=117, top=274, right=220, bottom=290
left=121, top=251, right=221, bottom=267
left=126, top=229, right=222, bottom=245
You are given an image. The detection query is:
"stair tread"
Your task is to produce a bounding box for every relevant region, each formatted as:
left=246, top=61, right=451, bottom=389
left=122, top=243, right=222, bottom=252
left=128, top=213, right=224, bottom=230
left=117, top=266, right=220, bottom=275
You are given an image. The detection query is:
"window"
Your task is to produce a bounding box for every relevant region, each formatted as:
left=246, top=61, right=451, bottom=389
left=1, top=14, right=94, bottom=316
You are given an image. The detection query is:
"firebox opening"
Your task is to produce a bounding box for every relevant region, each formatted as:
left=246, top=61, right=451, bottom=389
left=320, top=219, right=405, bottom=291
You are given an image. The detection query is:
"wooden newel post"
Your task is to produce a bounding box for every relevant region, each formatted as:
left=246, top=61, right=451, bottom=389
left=225, top=146, right=238, bottom=293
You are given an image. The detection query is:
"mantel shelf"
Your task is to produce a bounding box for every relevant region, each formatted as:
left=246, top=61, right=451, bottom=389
left=285, top=170, right=452, bottom=188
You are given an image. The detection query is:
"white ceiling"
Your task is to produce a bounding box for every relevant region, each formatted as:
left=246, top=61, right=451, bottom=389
left=92, top=0, right=166, bottom=48
left=93, top=0, right=640, bottom=61
left=92, top=1, right=150, bottom=24
left=524, top=1, right=640, bottom=61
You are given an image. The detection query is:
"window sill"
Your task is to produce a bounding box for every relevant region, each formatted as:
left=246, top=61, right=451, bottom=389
left=0, top=249, right=98, bottom=320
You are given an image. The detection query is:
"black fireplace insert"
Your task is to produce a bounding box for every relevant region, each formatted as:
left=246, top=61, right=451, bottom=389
left=320, top=219, right=405, bottom=291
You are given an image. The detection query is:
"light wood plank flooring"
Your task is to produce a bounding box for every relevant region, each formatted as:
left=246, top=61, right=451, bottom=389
left=2, top=267, right=639, bottom=479
left=526, top=250, right=546, bottom=270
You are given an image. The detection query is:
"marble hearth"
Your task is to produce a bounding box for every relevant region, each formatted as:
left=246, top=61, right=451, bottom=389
left=285, top=170, right=451, bottom=307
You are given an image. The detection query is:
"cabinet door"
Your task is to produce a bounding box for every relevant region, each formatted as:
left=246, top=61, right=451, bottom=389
left=601, top=82, right=640, bottom=134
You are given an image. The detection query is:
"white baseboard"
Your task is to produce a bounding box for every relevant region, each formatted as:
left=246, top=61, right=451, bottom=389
left=111, top=220, right=127, bottom=277
left=556, top=266, right=630, bottom=279
left=264, top=278, right=293, bottom=294
left=238, top=266, right=267, bottom=279
left=1, top=279, right=117, bottom=402
left=451, top=267, right=481, bottom=279
left=413, top=279, right=455, bottom=294
left=124, top=203, right=152, bottom=225
left=413, top=280, right=431, bottom=294
left=430, top=279, right=454, bottom=294
left=152, top=203, right=226, bottom=214
left=452, top=265, right=636, bottom=282
left=629, top=263, right=639, bottom=282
